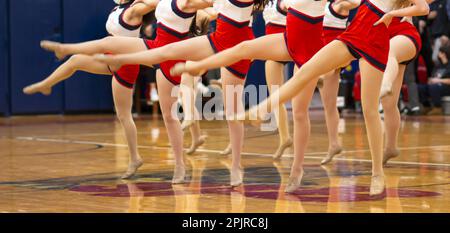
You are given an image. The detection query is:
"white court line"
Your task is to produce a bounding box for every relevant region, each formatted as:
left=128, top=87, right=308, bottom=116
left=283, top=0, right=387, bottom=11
left=15, top=136, right=450, bottom=168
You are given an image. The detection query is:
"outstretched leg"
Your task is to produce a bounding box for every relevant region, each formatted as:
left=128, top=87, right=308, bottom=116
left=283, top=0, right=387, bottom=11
left=23, top=54, right=111, bottom=95
left=94, top=36, right=215, bottom=69
left=41, top=36, right=148, bottom=60
left=250, top=40, right=354, bottom=118
left=172, top=33, right=292, bottom=76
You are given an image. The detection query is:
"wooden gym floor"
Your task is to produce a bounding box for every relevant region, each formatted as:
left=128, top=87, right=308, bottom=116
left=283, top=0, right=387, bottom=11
left=0, top=111, right=449, bottom=213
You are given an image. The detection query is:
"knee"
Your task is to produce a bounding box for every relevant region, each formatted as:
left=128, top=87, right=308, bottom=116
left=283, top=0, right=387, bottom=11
left=292, top=109, right=308, bottom=123
left=116, top=111, right=132, bottom=123
left=66, top=55, right=83, bottom=69
left=236, top=41, right=251, bottom=54
left=362, top=106, right=380, bottom=119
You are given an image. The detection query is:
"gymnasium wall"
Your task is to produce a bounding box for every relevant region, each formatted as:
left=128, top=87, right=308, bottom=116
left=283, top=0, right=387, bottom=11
left=1, top=0, right=114, bottom=115
left=0, top=0, right=268, bottom=116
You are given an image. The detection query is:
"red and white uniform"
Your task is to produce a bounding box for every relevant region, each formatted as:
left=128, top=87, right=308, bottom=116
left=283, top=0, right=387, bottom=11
left=207, top=0, right=255, bottom=79
left=143, top=0, right=196, bottom=85
left=322, top=1, right=348, bottom=45
left=337, top=0, right=394, bottom=71
left=283, top=0, right=325, bottom=67
left=388, top=17, right=421, bottom=65
left=106, top=1, right=143, bottom=89
left=264, top=0, right=287, bottom=35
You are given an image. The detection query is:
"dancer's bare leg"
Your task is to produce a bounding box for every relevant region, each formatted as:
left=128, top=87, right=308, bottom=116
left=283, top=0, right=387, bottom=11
left=381, top=65, right=406, bottom=164
left=319, top=70, right=343, bottom=165
left=359, top=59, right=385, bottom=195
left=41, top=36, right=148, bottom=60
left=94, top=36, right=215, bottom=70
left=156, top=70, right=186, bottom=184
left=284, top=68, right=318, bottom=193
left=112, top=79, right=143, bottom=179
left=247, top=40, right=354, bottom=117
left=266, top=61, right=292, bottom=159
left=23, top=54, right=111, bottom=95
left=222, top=68, right=246, bottom=187
left=182, top=75, right=207, bottom=155
left=380, top=36, right=417, bottom=98
left=172, top=33, right=292, bottom=76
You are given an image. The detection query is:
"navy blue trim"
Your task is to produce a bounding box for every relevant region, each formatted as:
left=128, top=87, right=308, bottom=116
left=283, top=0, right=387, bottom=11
left=157, top=23, right=189, bottom=39
left=276, top=0, right=287, bottom=16
left=218, top=14, right=250, bottom=28
left=113, top=72, right=134, bottom=89
left=267, top=22, right=286, bottom=28
left=283, top=32, right=302, bottom=67
left=225, top=66, right=246, bottom=79
left=364, top=0, right=385, bottom=18
left=143, top=39, right=152, bottom=49
left=328, top=2, right=348, bottom=19
left=323, top=26, right=346, bottom=31
left=229, top=0, right=253, bottom=8
left=338, top=39, right=386, bottom=71
left=207, top=34, right=219, bottom=53
left=171, top=0, right=196, bottom=19
left=119, top=4, right=142, bottom=30
left=288, top=8, right=324, bottom=24
left=160, top=67, right=180, bottom=85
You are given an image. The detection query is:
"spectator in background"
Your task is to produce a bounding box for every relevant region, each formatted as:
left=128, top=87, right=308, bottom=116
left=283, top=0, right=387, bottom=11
left=428, top=0, right=450, bottom=65
left=418, top=41, right=450, bottom=115
left=417, top=15, right=434, bottom=77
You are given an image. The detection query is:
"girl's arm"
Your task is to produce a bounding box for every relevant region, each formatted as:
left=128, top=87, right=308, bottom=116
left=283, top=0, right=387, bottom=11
left=199, top=7, right=219, bottom=20
left=182, top=0, right=214, bottom=12
left=334, top=0, right=361, bottom=13
left=374, top=0, right=430, bottom=26
left=124, top=0, right=159, bottom=23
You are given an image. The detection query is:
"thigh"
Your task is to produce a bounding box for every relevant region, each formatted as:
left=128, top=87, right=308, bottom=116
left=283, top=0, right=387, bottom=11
left=111, top=78, right=134, bottom=111
left=105, top=36, right=148, bottom=54
left=389, top=36, right=417, bottom=63
left=165, top=35, right=215, bottom=61
left=359, top=59, right=383, bottom=103
left=243, top=33, right=292, bottom=62
left=74, top=55, right=112, bottom=75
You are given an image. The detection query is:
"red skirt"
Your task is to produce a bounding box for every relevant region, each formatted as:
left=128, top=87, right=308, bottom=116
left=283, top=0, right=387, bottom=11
left=322, top=27, right=345, bottom=45
left=207, top=14, right=255, bottom=79
left=284, top=8, right=324, bottom=67
left=143, top=23, right=190, bottom=85
left=336, top=0, right=389, bottom=71
left=265, top=23, right=286, bottom=35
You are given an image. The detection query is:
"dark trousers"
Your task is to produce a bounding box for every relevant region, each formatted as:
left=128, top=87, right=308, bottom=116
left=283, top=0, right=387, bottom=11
left=418, top=83, right=450, bottom=107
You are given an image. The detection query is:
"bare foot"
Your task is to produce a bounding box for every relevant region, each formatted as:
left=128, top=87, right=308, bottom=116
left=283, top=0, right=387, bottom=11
left=180, top=119, right=195, bottom=132
left=121, top=158, right=144, bottom=179
left=383, top=148, right=400, bottom=165
left=230, top=166, right=244, bottom=187
left=186, top=135, right=207, bottom=155
left=172, top=165, right=186, bottom=184
left=23, top=82, right=52, bottom=96
left=93, top=54, right=122, bottom=72
left=379, top=83, right=393, bottom=99
left=273, top=138, right=293, bottom=159
left=40, top=40, right=66, bottom=60
left=320, top=146, right=343, bottom=165
left=219, top=144, right=232, bottom=156
left=284, top=169, right=304, bottom=193
left=369, top=175, right=385, bottom=196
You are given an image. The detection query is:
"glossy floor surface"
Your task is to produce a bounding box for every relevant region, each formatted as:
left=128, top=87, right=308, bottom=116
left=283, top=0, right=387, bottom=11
left=0, top=112, right=449, bottom=213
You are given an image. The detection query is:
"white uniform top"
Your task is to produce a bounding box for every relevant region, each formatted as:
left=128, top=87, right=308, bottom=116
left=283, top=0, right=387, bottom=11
left=156, top=0, right=196, bottom=34
left=219, top=0, right=254, bottom=23
left=323, top=1, right=348, bottom=29
left=263, top=0, right=287, bottom=26
left=370, top=0, right=396, bottom=13
left=284, top=0, right=326, bottom=17
left=106, top=2, right=142, bottom=37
